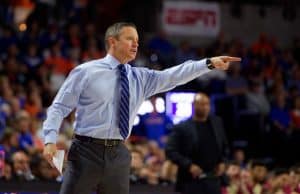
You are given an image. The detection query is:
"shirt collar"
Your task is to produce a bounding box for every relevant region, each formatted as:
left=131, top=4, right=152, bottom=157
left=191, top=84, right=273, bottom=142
left=104, top=54, right=122, bottom=69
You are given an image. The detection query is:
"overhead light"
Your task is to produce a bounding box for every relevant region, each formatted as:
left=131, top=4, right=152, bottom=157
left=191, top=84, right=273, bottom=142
left=19, top=23, right=27, bottom=31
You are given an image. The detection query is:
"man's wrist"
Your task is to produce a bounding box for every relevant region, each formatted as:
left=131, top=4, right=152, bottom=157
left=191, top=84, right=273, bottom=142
left=44, top=130, right=58, bottom=145
left=206, top=58, right=215, bottom=70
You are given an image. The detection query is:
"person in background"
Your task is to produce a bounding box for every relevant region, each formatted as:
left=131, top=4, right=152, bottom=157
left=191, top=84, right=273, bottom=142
left=233, top=148, right=247, bottom=169
left=246, top=80, right=270, bottom=116
left=140, top=96, right=173, bottom=147
left=250, top=160, right=268, bottom=194
left=16, top=110, right=36, bottom=154
left=166, top=93, right=229, bottom=194
left=11, top=151, right=35, bottom=181
left=0, top=161, right=12, bottom=181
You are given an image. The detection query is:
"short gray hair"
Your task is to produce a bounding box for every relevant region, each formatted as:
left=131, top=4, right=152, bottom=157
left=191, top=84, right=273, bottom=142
left=104, top=22, right=136, bottom=51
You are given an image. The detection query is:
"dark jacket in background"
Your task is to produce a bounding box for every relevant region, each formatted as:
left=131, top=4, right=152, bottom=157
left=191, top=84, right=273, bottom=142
left=165, top=116, right=229, bottom=192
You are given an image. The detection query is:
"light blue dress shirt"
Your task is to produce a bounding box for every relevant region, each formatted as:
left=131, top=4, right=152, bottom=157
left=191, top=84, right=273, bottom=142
left=43, top=54, right=211, bottom=144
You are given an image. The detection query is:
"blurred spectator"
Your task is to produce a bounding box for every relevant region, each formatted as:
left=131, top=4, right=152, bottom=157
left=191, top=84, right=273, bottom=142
left=19, top=20, right=41, bottom=50
left=68, top=46, right=81, bottom=66
left=34, top=64, right=53, bottom=107
left=65, top=23, right=81, bottom=49
left=82, top=23, right=98, bottom=48
left=268, top=169, right=292, bottom=194
left=226, top=63, right=248, bottom=96
left=267, top=70, right=285, bottom=103
left=16, top=110, right=35, bottom=154
left=139, top=96, right=173, bottom=148
left=133, top=51, right=149, bottom=68
left=130, top=141, right=167, bottom=185
left=3, top=57, right=28, bottom=86
left=0, top=76, right=14, bottom=102
left=288, top=65, right=300, bottom=93
left=223, top=161, right=244, bottom=194
left=209, top=32, right=228, bottom=56
left=0, top=128, right=21, bottom=160
left=175, top=40, right=196, bottom=64
left=250, top=160, right=268, bottom=194
left=39, top=23, right=63, bottom=50
left=1, top=161, right=12, bottom=181
left=263, top=56, right=279, bottom=85
left=147, top=140, right=165, bottom=163
left=29, top=118, right=44, bottom=152
left=11, top=151, right=35, bottom=181
left=245, top=80, right=270, bottom=116
left=233, top=149, right=247, bottom=169
left=140, top=154, right=162, bottom=185
left=80, top=22, right=104, bottom=61
left=130, top=148, right=146, bottom=184
left=160, top=160, right=178, bottom=185
left=269, top=91, right=291, bottom=165
left=0, top=27, right=18, bottom=55
left=24, top=87, right=43, bottom=118
left=4, top=43, right=20, bottom=61
left=81, top=38, right=104, bottom=62
left=22, top=43, right=43, bottom=72
left=44, top=41, right=74, bottom=91
left=8, top=96, right=22, bottom=119
left=269, top=92, right=291, bottom=133
left=147, top=30, right=174, bottom=66
left=290, top=96, right=300, bottom=130
left=251, top=33, right=273, bottom=56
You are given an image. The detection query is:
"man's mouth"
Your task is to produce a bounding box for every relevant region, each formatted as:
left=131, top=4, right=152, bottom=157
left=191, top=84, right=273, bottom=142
left=131, top=49, right=137, bottom=53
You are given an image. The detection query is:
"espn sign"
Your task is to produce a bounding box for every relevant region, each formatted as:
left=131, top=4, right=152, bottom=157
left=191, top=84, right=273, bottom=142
left=162, top=1, right=220, bottom=36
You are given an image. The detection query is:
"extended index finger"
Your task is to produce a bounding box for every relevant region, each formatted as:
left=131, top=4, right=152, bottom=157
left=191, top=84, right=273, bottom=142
left=222, top=56, right=242, bottom=62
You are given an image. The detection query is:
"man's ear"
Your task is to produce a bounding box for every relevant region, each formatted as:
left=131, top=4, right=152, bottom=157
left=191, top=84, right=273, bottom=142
left=107, top=36, right=116, bottom=49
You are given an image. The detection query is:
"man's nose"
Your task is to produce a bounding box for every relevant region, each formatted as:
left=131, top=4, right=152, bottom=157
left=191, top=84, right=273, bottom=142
left=133, top=40, right=139, bottom=47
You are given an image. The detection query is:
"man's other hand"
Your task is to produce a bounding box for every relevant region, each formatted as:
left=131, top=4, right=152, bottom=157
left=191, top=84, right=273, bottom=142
left=43, top=143, right=57, bottom=167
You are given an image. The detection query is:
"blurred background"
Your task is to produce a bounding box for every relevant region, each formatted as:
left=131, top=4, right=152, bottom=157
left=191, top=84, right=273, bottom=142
left=0, top=0, right=300, bottom=193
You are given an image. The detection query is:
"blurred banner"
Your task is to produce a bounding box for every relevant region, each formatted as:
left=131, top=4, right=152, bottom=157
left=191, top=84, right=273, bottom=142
left=162, top=1, right=220, bottom=37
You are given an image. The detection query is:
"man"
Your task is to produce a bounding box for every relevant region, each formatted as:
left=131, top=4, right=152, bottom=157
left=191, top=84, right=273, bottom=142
left=166, top=93, right=229, bottom=194
left=43, top=22, right=240, bottom=194
left=11, top=151, right=35, bottom=181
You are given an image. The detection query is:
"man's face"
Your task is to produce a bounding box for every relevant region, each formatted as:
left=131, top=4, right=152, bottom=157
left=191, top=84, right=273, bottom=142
left=226, top=164, right=241, bottom=179
left=252, top=165, right=267, bottom=182
left=112, top=26, right=139, bottom=62
left=193, top=94, right=210, bottom=119
left=13, top=153, right=29, bottom=173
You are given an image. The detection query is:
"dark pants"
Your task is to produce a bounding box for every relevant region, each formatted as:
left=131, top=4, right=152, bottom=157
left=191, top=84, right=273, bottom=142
left=60, top=139, right=131, bottom=194
left=182, top=178, right=221, bottom=194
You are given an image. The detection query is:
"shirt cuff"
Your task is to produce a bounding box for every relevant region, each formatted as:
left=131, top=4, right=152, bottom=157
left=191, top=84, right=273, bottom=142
left=196, top=58, right=212, bottom=72
left=44, top=130, right=58, bottom=144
